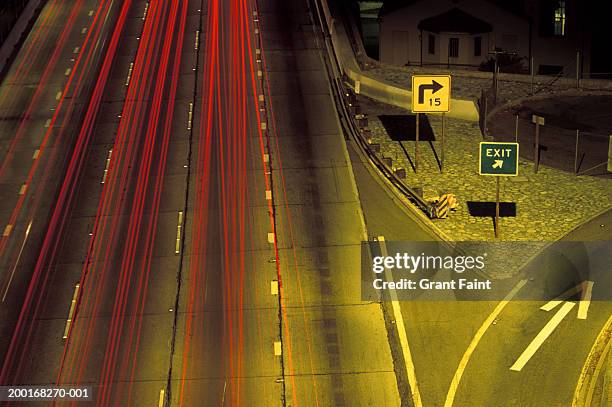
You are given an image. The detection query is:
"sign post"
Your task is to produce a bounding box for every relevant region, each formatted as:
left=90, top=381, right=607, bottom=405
left=608, top=135, right=612, bottom=173
left=441, top=113, right=446, bottom=172
left=411, top=75, right=451, bottom=174
left=531, top=114, right=545, bottom=173
left=479, top=141, right=520, bottom=238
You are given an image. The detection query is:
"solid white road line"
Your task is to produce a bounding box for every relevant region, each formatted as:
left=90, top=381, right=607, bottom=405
left=158, top=389, right=165, bottom=407
left=510, top=301, right=575, bottom=372
left=62, top=283, right=80, bottom=339
left=270, top=280, right=279, bottom=295
left=577, top=281, right=594, bottom=320
left=1, top=221, right=32, bottom=302
left=541, top=284, right=581, bottom=311
left=444, top=279, right=527, bottom=407
left=101, top=149, right=112, bottom=184
left=378, top=236, right=422, bottom=407
left=175, top=211, right=183, bottom=254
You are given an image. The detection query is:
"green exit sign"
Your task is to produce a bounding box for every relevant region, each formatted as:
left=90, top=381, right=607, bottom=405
left=479, top=142, right=519, bottom=176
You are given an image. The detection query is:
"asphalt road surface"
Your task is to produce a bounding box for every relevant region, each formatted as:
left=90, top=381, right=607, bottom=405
left=0, top=0, right=609, bottom=406
left=0, top=0, right=399, bottom=405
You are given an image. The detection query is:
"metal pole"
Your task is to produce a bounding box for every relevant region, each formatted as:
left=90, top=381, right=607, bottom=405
left=483, top=97, right=488, bottom=137
left=493, top=57, right=498, bottom=103
left=574, top=129, right=580, bottom=174
left=576, top=50, right=580, bottom=89
left=441, top=113, right=445, bottom=173
left=495, top=177, right=500, bottom=238
left=534, top=123, right=540, bottom=173
left=530, top=56, right=534, bottom=95
left=515, top=114, right=519, bottom=142
left=415, top=113, right=420, bottom=173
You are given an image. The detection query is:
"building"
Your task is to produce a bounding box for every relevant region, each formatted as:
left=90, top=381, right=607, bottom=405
left=378, top=0, right=591, bottom=76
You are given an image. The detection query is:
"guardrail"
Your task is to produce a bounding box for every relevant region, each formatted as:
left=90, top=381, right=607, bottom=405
left=307, top=0, right=432, bottom=216
left=0, top=0, right=45, bottom=80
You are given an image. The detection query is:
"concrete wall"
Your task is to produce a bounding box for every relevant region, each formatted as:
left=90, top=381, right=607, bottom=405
left=379, top=0, right=529, bottom=68
left=0, top=0, right=45, bottom=79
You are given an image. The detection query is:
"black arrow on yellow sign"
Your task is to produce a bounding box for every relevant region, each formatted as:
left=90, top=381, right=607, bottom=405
left=417, top=80, right=443, bottom=104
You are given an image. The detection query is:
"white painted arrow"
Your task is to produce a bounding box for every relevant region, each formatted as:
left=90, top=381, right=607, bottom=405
left=510, top=301, right=575, bottom=371
left=540, top=280, right=594, bottom=319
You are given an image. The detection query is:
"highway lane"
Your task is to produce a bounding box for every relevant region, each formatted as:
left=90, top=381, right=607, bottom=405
left=254, top=0, right=401, bottom=405
left=0, top=1, right=198, bottom=405
left=0, top=0, right=130, bottom=371
left=168, top=0, right=281, bottom=404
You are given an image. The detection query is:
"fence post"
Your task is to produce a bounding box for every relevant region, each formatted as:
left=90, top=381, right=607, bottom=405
left=530, top=57, right=535, bottom=95
left=574, top=129, right=580, bottom=174
left=576, top=50, right=581, bottom=89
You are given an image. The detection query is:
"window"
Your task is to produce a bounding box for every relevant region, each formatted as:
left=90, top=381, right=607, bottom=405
left=428, top=34, right=435, bottom=55
left=474, top=37, right=481, bottom=56
left=554, top=0, right=566, bottom=36
left=449, top=38, right=459, bottom=58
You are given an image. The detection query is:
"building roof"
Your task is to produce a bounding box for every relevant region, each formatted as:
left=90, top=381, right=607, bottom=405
left=379, top=0, right=528, bottom=19
left=417, top=8, right=493, bottom=34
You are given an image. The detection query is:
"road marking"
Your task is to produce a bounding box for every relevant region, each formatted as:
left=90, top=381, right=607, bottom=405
left=377, top=236, right=422, bottom=407
left=158, top=389, right=165, bottom=407
left=274, top=341, right=282, bottom=356
left=261, top=122, right=266, bottom=131
left=1, top=221, right=32, bottom=302
left=510, top=301, right=575, bottom=372
left=81, top=27, right=87, bottom=34
left=221, top=381, right=227, bottom=405
left=187, top=102, right=193, bottom=130
left=55, top=91, right=62, bottom=101
left=265, top=190, right=272, bottom=200
left=194, top=30, right=199, bottom=50
left=444, top=279, right=527, bottom=407
left=19, top=184, right=27, bottom=195
left=88, top=10, right=94, bottom=16
left=573, top=315, right=612, bottom=407
left=577, top=281, right=594, bottom=320
left=44, top=118, right=51, bottom=128
left=541, top=284, right=581, bottom=311
left=3, top=224, right=12, bottom=237
left=271, top=280, right=279, bottom=295
left=175, top=211, right=183, bottom=254
left=65, top=68, right=71, bottom=76
left=143, top=3, right=149, bottom=21
left=267, top=232, right=275, bottom=244
left=62, top=283, right=80, bottom=339
left=32, top=149, right=40, bottom=159
left=73, top=46, right=79, bottom=54
left=541, top=281, right=594, bottom=319
left=263, top=153, right=269, bottom=163
left=125, top=62, right=134, bottom=86
left=101, top=149, right=112, bottom=184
